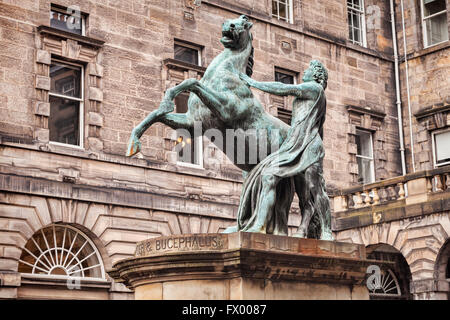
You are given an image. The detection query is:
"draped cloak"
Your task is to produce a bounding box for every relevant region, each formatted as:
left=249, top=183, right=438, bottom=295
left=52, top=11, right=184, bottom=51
left=236, top=87, right=326, bottom=235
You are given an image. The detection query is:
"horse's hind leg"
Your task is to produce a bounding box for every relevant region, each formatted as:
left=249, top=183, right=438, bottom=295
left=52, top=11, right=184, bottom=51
left=160, top=113, right=194, bottom=131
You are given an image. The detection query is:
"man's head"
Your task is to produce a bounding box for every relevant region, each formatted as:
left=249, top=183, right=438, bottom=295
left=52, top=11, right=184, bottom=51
left=302, top=60, right=328, bottom=90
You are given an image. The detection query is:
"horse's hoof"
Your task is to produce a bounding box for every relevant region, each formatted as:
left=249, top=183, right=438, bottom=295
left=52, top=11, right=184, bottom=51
left=292, top=230, right=307, bottom=238
left=320, top=231, right=334, bottom=241
left=126, top=139, right=141, bottom=157
left=245, top=226, right=266, bottom=234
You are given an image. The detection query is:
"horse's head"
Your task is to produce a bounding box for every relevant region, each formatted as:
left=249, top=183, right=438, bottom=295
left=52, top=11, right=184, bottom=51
left=220, top=15, right=253, bottom=50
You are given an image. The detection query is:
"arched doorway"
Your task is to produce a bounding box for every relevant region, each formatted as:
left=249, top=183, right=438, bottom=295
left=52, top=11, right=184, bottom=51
left=366, top=243, right=412, bottom=300
left=435, top=239, right=450, bottom=300
left=17, top=224, right=110, bottom=299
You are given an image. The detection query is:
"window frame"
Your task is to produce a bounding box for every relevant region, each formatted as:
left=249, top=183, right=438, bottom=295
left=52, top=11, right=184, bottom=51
left=420, top=0, right=449, bottom=48
left=48, top=58, right=85, bottom=150
left=50, top=5, right=86, bottom=37
left=172, top=41, right=204, bottom=168
left=432, top=128, right=450, bottom=167
left=355, top=128, right=375, bottom=184
left=174, top=40, right=202, bottom=67
left=272, top=0, right=294, bottom=24
left=274, top=67, right=298, bottom=85
left=18, top=224, right=106, bottom=282
left=347, top=0, right=367, bottom=47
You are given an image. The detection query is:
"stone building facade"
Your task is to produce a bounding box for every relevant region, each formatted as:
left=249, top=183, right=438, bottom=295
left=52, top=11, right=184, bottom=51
left=0, top=0, right=448, bottom=299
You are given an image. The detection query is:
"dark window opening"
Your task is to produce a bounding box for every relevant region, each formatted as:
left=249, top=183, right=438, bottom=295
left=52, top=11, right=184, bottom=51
left=174, top=43, right=200, bottom=66
left=50, top=6, right=86, bottom=36
left=49, top=61, right=83, bottom=147
left=277, top=107, right=292, bottom=125
left=275, top=70, right=295, bottom=85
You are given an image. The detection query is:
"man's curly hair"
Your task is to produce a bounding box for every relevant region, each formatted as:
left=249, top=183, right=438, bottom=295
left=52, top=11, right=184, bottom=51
left=310, top=60, right=328, bottom=90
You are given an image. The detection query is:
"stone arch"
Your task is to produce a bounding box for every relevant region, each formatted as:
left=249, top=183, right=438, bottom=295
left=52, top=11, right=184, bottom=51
left=17, top=223, right=107, bottom=279
left=434, top=239, right=450, bottom=299
left=0, top=193, right=113, bottom=273
left=366, top=243, right=412, bottom=300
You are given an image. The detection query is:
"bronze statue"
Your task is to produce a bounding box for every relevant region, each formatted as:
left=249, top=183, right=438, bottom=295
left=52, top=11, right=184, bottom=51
left=226, top=61, right=333, bottom=240
left=126, top=15, right=333, bottom=240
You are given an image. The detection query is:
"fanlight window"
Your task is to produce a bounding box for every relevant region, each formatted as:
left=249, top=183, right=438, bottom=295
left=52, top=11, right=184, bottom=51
left=368, top=269, right=401, bottom=297
left=18, top=225, right=105, bottom=280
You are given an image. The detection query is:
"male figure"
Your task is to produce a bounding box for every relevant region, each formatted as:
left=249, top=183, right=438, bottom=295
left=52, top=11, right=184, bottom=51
left=237, top=60, right=333, bottom=240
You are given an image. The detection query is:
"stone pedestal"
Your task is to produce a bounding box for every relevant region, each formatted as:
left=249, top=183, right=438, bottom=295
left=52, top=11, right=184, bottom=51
left=108, top=232, right=377, bottom=300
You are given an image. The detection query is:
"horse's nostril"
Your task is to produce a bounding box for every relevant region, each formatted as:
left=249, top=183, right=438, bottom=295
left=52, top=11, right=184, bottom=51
left=230, top=24, right=235, bottom=28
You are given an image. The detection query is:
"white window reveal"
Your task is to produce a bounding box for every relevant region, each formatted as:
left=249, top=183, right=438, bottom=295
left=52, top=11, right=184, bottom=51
left=272, top=0, right=294, bottom=24
left=421, top=0, right=449, bottom=47
left=347, top=0, right=367, bottom=47
left=18, top=225, right=105, bottom=280
left=173, top=41, right=203, bottom=168
left=49, top=60, right=84, bottom=148
left=356, top=129, right=375, bottom=184
left=432, top=129, right=450, bottom=167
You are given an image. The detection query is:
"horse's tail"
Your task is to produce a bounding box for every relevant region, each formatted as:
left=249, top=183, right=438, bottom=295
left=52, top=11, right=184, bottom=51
left=246, top=46, right=254, bottom=77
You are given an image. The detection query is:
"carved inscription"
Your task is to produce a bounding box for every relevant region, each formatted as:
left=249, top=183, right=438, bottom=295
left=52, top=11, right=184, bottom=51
left=135, top=234, right=226, bottom=257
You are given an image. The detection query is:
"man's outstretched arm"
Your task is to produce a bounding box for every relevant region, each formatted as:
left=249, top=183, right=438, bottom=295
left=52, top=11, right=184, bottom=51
left=240, top=73, right=304, bottom=97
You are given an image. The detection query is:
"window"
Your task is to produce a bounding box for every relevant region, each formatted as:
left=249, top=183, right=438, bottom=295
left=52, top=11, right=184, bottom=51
left=355, top=129, right=375, bottom=184
left=277, top=108, right=292, bottom=125
left=173, top=41, right=203, bottom=167
left=272, top=0, right=293, bottom=23
left=50, top=5, right=86, bottom=36
left=275, top=68, right=296, bottom=124
left=49, top=60, right=84, bottom=147
left=347, top=0, right=367, bottom=47
left=432, top=129, right=450, bottom=167
left=421, top=0, right=448, bottom=47
left=174, top=41, right=201, bottom=66
left=18, top=225, right=105, bottom=280
left=275, top=69, right=296, bottom=85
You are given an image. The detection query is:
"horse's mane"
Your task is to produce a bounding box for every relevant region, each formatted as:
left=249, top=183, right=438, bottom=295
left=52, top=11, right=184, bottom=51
left=246, top=46, right=254, bottom=77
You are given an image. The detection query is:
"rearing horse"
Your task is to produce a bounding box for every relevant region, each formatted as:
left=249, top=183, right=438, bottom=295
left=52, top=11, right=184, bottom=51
left=126, top=15, right=290, bottom=174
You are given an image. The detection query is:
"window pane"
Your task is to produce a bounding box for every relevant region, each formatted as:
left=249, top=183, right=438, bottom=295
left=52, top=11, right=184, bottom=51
left=272, top=0, right=278, bottom=16
left=49, top=95, right=80, bottom=146
left=275, top=71, right=295, bottom=84
left=175, top=93, right=199, bottom=165
left=277, top=107, right=292, bottom=125
left=426, top=13, right=449, bottom=45
left=177, top=135, right=197, bottom=164
left=50, top=10, right=82, bottom=35
left=50, top=62, right=82, bottom=98
left=357, top=157, right=374, bottom=184
left=279, top=2, right=287, bottom=19
left=356, top=129, right=373, bottom=158
left=423, top=0, right=446, bottom=16
left=174, top=44, right=199, bottom=66
left=435, top=130, right=450, bottom=164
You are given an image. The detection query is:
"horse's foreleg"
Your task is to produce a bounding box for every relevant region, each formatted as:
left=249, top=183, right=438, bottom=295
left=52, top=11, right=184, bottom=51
left=127, top=108, right=167, bottom=156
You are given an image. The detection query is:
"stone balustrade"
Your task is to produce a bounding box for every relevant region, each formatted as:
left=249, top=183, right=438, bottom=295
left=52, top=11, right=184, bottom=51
left=333, top=165, right=450, bottom=213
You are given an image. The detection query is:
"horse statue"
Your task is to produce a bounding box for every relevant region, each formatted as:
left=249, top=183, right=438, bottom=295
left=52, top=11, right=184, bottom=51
left=126, top=15, right=324, bottom=237
left=126, top=15, right=289, bottom=172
